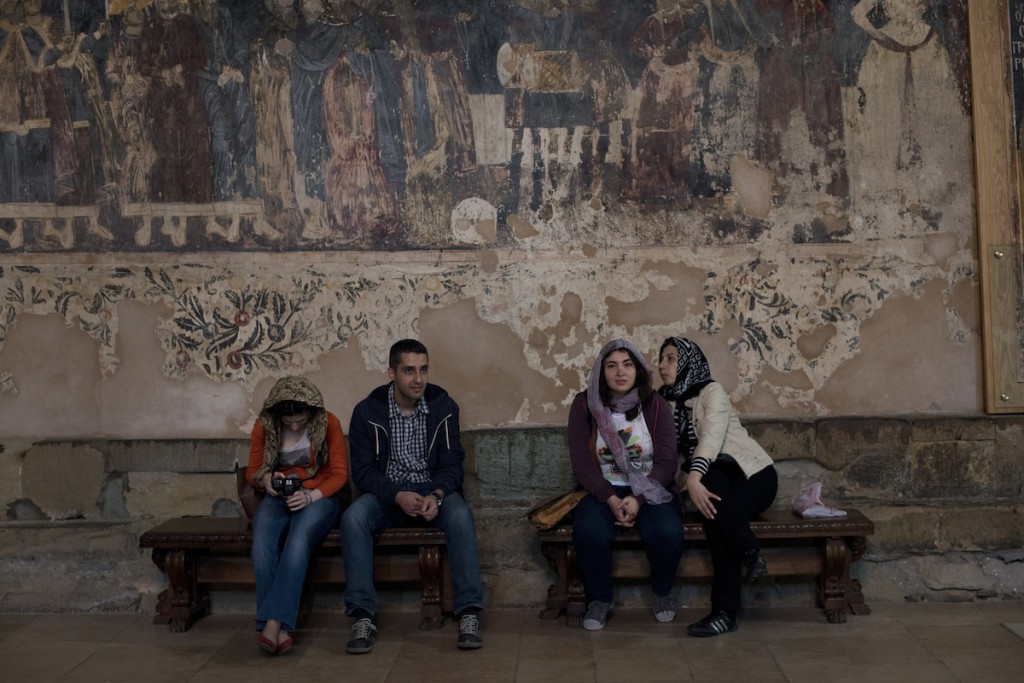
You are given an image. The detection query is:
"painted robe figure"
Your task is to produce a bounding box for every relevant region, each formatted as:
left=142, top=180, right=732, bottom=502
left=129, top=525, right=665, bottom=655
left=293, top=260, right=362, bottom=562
left=251, top=0, right=301, bottom=232
left=323, top=36, right=398, bottom=239
left=755, top=0, right=848, bottom=202
left=106, top=4, right=156, bottom=204
left=848, top=0, right=969, bottom=223
left=195, top=0, right=259, bottom=201
left=389, top=0, right=477, bottom=239
left=625, top=0, right=703, bottom=205
left=0, top=0, right=77, bottom=203
left=138, top=0, right=212, bottom=203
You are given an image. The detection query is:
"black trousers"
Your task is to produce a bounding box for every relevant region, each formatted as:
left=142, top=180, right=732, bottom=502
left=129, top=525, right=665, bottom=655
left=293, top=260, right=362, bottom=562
left=698, top=460, right=778, bottom=613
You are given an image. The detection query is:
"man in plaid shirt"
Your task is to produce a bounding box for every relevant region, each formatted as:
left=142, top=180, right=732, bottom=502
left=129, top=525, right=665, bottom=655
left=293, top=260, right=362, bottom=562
left=341, top=339, right=484, bottom=653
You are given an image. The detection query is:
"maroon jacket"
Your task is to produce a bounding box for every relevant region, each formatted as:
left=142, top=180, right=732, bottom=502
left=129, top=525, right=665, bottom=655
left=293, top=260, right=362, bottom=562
left=567, top=391, right=679, bottom=503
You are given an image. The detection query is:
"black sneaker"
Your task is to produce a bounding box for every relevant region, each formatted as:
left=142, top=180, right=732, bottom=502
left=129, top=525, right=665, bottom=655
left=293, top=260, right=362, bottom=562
left=457, top=613, right=483, bottom=650
left=745, top=552, right=768, bottom=584
left=346, top=617, right=377, bottom=654
left=686, top=610, right=738, bottom=637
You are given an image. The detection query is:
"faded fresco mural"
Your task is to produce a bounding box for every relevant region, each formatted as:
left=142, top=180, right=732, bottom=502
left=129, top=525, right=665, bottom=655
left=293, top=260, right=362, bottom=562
left=0, top=0, right=970, bottom=252
left=0, top=0, right=980, bottom=424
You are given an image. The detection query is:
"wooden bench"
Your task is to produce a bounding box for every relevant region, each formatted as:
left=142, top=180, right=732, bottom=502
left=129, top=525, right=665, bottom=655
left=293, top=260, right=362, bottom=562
left=538, top=508, right=875, bottom=626
left=139, top=517, right=453, bottom=633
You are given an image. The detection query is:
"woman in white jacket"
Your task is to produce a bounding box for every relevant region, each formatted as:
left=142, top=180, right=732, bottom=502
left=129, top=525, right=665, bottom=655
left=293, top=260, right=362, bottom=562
left=657, top=337, right=778, bottom=637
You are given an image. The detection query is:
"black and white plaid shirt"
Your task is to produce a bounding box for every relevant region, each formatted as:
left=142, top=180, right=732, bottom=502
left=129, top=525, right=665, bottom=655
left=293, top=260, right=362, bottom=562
left=386, top=384, right=431, bottom=485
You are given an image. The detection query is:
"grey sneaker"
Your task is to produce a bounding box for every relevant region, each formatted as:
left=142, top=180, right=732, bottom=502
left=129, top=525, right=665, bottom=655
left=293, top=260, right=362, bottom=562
left=457, top=613, right=483, bottom=650
left=582, top=600, right=612, bottom=631
left=346, top=617, right=377, bottom=654
left=652, top=594, right=677, bottom=623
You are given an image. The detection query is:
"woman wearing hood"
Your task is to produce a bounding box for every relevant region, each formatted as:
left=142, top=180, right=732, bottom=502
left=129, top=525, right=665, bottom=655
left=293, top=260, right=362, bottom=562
left=657, top=337, right=777, bottom=637
left=246, top=376, right=349, bottom=655
left=568, top=338, right=684, bottom=631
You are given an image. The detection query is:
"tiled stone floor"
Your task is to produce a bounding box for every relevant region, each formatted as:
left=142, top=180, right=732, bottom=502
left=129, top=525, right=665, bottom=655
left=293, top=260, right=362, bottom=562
left=1, top=601, right=1023, bottom=682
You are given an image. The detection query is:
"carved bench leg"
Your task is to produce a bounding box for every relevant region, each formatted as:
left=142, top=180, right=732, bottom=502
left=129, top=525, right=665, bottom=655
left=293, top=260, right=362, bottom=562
left=845, top=536, right=871, bottom=616
left=539, top=542, right=569, bottom=620
left=159, top=549, right=208, bottom=632
left=818, top=535, right=870, bottom=623
left=564, top=544, right=586, bottom=629
left=539, top=542, right=586, bottom=627
left=417, top=545, right=444, bottom=631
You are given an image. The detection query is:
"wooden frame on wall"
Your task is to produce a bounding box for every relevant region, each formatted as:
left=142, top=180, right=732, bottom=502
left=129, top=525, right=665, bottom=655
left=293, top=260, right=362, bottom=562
left=969, top=1, right=1024, bottom=413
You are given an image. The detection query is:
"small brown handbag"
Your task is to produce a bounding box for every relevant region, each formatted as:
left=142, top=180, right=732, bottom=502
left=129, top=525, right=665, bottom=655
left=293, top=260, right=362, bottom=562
left=526, top=489, right=588, bottom=530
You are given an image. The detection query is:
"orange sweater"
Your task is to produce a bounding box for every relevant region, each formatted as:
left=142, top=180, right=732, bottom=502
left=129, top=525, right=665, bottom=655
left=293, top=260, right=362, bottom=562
left=246, top=411, right=349, bottom=498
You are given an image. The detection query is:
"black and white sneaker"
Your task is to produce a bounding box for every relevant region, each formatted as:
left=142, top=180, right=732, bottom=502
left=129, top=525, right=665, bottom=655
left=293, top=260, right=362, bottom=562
left=346, top=617, right=378, bottom=654
left=686, top=610, right=738, bottom=637
left=457, top=613, right=483, bottom=650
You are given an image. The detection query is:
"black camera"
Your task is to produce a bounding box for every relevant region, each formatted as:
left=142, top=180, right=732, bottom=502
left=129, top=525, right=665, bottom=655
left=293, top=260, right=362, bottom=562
left=271, top=475, right=303, bottom=497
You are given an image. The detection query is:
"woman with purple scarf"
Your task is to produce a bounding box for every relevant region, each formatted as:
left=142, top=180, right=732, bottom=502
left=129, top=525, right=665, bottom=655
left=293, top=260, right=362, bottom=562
left=657, top=336, right=778, bottom=637
left=567, top=338, right=684, bottom=631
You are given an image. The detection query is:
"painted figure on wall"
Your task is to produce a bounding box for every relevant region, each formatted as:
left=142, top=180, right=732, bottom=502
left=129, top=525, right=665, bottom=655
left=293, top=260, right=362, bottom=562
left=0, top=0, right=77, bottom=203
left=847, top=0, right=968, bottom=217
left=138, top=0, right=212, bottom=203
left=755, top=0, right=848, bottom=203
left=251, top=0, right=300, bottom=232
left=689, top=0, right=764, bottom=197
left=323, top=25, right=399, bottom=240
left=39, top=0, right=119, bottom=207
left=106, top=2, right=155, bottom=203
left=194, top=0, right=259, bottom=201
left=625, top=0, right=703, bottom=205
left=386, top=0, right=477, bottom=240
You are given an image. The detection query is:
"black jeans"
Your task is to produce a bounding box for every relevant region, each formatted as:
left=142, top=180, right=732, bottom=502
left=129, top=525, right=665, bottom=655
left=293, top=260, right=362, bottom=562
left=698, top=460, right=778, bottom=613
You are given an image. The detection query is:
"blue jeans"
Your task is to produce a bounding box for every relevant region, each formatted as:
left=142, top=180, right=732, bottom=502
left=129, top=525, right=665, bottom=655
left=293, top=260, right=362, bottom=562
left=341, top=489, right=484, bottom=617
left=252, top=494, right=341, bottom=632
left=572, top=488, right=684, bottom=603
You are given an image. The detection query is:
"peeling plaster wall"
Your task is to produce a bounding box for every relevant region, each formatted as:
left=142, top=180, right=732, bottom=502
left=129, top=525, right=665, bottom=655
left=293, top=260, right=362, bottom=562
left=0, top=1, right=981, bottom=437
left=0, top=240, right=980, bottom=438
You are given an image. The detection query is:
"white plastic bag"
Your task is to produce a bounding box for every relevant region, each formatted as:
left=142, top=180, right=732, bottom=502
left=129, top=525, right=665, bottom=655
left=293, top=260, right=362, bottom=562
left=792, top=481, right=847, bottom=519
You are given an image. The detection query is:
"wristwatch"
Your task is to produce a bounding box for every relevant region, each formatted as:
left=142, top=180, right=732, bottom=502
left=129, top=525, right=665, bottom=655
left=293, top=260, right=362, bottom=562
left=430, top=490, right=444, bottom=508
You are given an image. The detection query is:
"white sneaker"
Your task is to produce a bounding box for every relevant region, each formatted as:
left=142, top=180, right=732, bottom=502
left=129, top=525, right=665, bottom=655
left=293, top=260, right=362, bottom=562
left=582, top=600, right=612, bottom=631
left=653, top=594, right=677, bottom=623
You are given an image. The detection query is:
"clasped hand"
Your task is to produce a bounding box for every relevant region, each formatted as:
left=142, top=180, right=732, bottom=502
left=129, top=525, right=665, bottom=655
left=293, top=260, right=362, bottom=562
left=395, top=490, right=439, bottom=521
left=607, top=494, right=640, bottom=527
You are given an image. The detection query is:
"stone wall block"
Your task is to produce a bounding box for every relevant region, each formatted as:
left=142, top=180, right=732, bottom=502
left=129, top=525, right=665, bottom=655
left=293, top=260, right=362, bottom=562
left=910, top=441, right=996, bottom=498
left=128, top=472, right=237, bottom=518
left=22, top=444, right=107, bottom=520
left=935, top=506, right=1024, bottom=550
left=745, top=420, right=816, bottom=461
left=475, top=508, right=551, bottom=607
left=994, top=420, right=1024, bottom=493
left=0, top=521, right=143, bottom=558
left=914, top=554, right=999, bottom=593
left=108, top=440, right=243, bottom=474
left=841, top=454, right=911, bottom=500
left=0, top=445, right=23, bottom=514
left=468, top=428, right=573, bottom=502
left=911, top=418, right=995, bottom=443
left=865, top=506, right=942, bottom=554
left=815, top=419, right=912, bottom=471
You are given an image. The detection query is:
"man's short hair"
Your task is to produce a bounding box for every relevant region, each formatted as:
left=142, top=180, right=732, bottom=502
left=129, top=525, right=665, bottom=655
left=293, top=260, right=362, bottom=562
left=389, top=339, right=429, bottom=369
